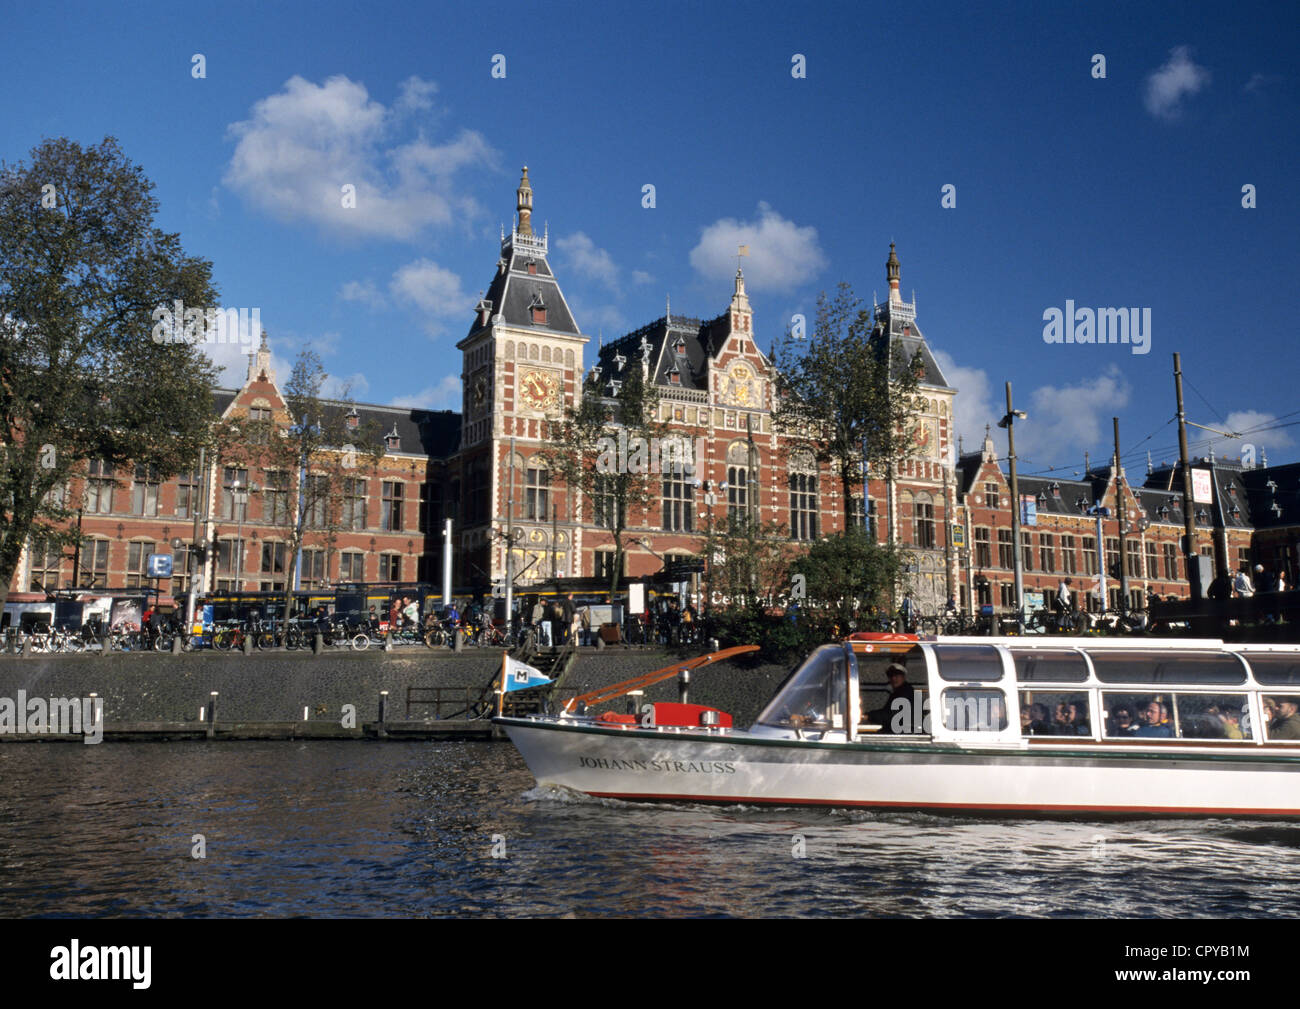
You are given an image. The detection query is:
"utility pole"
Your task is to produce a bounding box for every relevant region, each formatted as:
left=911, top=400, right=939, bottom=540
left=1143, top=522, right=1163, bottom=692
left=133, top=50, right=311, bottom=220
left=999, top=382, right=1027, bottom=630
left=504, top=438, right=515, bottom=628
left=1113, top=417, right=1130, bottom=613
left=1173, top=353, right=1202, bottom=600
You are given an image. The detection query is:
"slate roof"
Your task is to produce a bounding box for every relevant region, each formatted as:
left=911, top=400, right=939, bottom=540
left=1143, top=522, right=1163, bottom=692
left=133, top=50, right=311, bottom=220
left=869, top=307, right=952, bottom=389
left=468, top=238, right=581, bottom=339
left=590, top=311, right=736, bottom=392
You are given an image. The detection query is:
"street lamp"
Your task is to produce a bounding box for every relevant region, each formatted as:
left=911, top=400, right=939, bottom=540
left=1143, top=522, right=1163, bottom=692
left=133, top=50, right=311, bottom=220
left=998, top=382, right=1027, bottom=631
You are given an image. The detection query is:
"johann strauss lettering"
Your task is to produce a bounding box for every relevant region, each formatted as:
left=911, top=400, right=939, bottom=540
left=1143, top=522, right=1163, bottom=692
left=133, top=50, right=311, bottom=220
left=579, top=756, right=737, bottom=774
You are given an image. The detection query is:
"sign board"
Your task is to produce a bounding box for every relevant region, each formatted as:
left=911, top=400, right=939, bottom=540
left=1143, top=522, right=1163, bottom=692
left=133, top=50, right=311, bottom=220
left=1024, top=590, right=1045, bottom=611
left=628, top=582, right=646, bottom=615
left=146, top=553, right=173, bottom=578
left=1192, top=468, right=1213, bottom=505
left=1020, top=495, right=1037, bottom=526
left=951, top=525, right=965, bottom=547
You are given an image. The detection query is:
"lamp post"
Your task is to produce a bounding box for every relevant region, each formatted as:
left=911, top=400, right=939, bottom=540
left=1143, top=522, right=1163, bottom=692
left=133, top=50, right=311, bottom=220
left=233, top=479, right=248, bottom=591
left=998, top=382, right=1027, bottom=632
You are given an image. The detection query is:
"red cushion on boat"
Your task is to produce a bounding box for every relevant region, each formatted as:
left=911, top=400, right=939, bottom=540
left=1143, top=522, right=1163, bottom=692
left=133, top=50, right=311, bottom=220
left=652, top=702, right=733, bottom=728
left=596, top=712, right=638, bottom=724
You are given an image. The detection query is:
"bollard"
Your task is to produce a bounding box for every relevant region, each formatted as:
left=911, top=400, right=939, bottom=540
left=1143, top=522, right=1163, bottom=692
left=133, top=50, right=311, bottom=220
left=453, top=629, right=464, bottom=653
left=171, top=635, right=183, bottom=655
left=99, top=634, right=111, bottom=656
left=378, top=690, right=389, bottom=739
left=242, top=633, right=253, bottom=656
left=678, top=668, right=690, bottom=704
left=384, top=630, right=393, bottom=653
left=313, top=632, right=324, bottom=655
left=207, top=691, right=218, bottom=739
left=595, top=635, right=606, bottom=651
left=21, top=637, right=31, bottom=657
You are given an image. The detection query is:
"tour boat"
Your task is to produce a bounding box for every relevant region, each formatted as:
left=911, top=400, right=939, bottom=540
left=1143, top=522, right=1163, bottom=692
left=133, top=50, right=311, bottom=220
left=496, top=635, right=1300, bottom=817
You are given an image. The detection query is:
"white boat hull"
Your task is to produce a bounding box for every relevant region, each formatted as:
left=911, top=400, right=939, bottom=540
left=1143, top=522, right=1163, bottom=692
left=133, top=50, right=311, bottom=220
left=500, top=717, right=1300, bottom=817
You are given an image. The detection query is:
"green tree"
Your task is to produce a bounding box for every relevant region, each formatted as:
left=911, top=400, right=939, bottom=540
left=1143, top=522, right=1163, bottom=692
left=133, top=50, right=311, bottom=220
left=772, top=283, right=924, bottom=522
left=541, top=360, right=667, bottom=598
left=0, top=137, right=219, bottom=609
left=218, top=349, right=381, bottom=633
left=790, top=527, right=909, bottom=638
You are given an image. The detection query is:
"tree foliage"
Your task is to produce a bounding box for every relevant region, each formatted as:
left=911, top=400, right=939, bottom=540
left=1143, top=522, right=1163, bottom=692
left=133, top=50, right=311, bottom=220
left=541, top=359, right=667, bottom=596
left=217, top=348, right=382, bottom=628
left=771, top=283, right=924, bottom=517
left=0, top=137, right=219, bottom=607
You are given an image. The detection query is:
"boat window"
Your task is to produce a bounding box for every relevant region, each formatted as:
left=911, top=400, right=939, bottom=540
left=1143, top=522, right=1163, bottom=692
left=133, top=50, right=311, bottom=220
left=935, top=645, right=1004, bottom=682
left=755, top=645, right=848, bottom=731
left=1018, top=691, right=1090, bottom=736
left=1245, top=655, right=1300, bottom=685
left=859, top=651, right=927, bottom=734
left=940, top=689, right=1008, bottom=732
left=1087, top=651, right=1246, bottom=685
left=1175, top=694, right=1253, bottom=740
left=1101, top=691, right=1253, bottom=740
left=1263, top=695, right=1300, bottom=741
left=1012, top=650, right=1088, bottom=683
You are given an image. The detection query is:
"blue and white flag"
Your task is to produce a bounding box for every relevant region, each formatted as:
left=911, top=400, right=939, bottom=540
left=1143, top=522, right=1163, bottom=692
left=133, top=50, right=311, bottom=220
left=504, top=655, right=553, bottom=692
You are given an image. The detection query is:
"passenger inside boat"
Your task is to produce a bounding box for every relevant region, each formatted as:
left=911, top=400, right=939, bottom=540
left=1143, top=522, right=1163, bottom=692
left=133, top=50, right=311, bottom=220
left=859, top=651, right=927, bottom=734
left=1018, top=692, right=1089, bottom=736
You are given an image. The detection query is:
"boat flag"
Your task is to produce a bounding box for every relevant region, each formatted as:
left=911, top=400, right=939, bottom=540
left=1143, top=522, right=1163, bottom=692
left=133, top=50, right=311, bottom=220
left=503, top=655, right=553, bottom=693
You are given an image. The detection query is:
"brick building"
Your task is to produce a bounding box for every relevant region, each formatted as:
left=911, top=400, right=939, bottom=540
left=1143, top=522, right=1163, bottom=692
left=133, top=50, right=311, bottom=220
left=9, top=169, right=1299, bottom=611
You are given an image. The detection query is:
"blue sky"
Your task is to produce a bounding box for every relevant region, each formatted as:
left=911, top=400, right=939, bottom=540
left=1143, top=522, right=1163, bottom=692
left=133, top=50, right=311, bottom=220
left=4, top=0, right=1297, bottom=476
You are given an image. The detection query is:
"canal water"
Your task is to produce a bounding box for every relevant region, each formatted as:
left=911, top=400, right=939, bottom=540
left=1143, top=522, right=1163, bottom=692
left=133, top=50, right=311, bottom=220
left=1, top=741, right=1297, bottom=917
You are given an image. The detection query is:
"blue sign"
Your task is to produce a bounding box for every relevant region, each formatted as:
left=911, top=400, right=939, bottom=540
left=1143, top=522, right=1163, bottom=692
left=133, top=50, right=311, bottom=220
left=1020, top=495, right=1037, bottom=526
left=146, top=553, right=173, bottom=578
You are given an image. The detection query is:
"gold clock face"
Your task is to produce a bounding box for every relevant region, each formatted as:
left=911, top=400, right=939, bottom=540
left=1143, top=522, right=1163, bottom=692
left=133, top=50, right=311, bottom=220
left=726, top=364, right=757, bottom=407
left=911, top=419, right=936, bottom=456
left=519, top=369, right=559, bottom=410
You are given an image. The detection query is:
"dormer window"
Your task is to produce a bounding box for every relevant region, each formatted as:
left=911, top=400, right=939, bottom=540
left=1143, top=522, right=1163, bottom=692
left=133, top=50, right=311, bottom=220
left=384, top=423, right=401, bottom=453
left=526, top=259, right=537, bottom=276
left=668, top=370, right=681, bottom=385
left=475, top=297, right=493, bottom=329
left=529, top=291, right=547, bottom=325
left=346, top=407, right=360, bottom=432
left=674, top=337, right=687, bottom=355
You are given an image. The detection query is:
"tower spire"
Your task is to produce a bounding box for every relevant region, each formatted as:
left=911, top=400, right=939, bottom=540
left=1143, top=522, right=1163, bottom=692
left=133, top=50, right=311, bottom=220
left=887, top=242, right=902, bottom=306
left=516, top=166, right=533, bottom=237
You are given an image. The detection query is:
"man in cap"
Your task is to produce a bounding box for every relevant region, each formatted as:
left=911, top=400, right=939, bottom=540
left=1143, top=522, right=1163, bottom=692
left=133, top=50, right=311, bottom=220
left=868, top=663, right=917, bottom=734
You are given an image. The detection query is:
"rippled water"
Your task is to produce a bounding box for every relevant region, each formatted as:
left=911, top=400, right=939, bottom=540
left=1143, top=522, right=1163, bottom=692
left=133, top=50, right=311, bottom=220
left=0, top=741, right=1297, bottom=917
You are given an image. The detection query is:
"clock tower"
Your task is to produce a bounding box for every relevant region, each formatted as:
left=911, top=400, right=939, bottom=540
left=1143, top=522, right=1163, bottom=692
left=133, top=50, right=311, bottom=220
left=457, top=168, right=589, bottom=587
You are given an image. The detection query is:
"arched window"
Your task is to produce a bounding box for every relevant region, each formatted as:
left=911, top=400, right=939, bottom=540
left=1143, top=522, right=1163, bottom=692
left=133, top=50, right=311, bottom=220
left=663, top=463, right=694, bottom=532
left=727, top=441, right=750, bottom=523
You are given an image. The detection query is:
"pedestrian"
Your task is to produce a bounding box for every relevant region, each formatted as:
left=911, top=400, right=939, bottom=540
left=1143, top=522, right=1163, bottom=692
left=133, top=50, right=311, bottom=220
left=562, top=593, right=576, bottom=645
left=1233, top=567, right=1255, bottom=598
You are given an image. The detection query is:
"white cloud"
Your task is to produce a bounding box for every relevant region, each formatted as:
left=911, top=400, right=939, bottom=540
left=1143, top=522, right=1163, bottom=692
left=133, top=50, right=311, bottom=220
left=223, top=74, right=495, bottom=240
left=566, top=297, right=625, bottom=337
left=391, top=374, right=461, bottom=411
left=339, top=279, right=387, bottom=309
left=1203, top=410, right=1294, bottom=464
left=389, top=258, right=470, bottom=336
left=199, top=338, right=292, bottom=391
left=556, top=232, right=620, bottom=290
left=690, top=202, right=827, bottom=293
left=631, top=269, right=654, bottom=286
left=933, top=350, right=1000, bottom=459
left=1018, top=367, right=1132, bottom=467
left=1144, top=46, right=1211, bottom=120
left=322, top=370, right=371, bottom=400
left=1244, top=72, right=1279, bottom=95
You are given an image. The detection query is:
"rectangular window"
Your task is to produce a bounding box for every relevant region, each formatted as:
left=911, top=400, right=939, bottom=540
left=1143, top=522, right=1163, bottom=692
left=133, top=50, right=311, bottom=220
left=727, top=465, right=748, bottom=522
left=176, top=468, right=200, bottom=520
left=789, top=473, right=817, bottom=541
left=997, top=529, right=1014, bottom=569
left=1126, top=540, right=1143, bottom=578
left=1039, top=533, right=1055, bottom=574
left=1164, top=543, right=1179, bottom=581
left=595, top=550, right=619, bottom=581
left=28, top=538, right=64, bottom=591
left=247, top=407, right=272, bottom=445
left=664, top=467, right=695, bottom=533
left=264, top=471, right=291, bottom=526
left=85, top=460, right=114, bottom=514
left=304, top=474, right=329, bottom=528
left=171, top=544, right=194, bottom=595
left=1105, top=537, right=1120, bottom=578
left=914, top=500, right=935, bottom=549
left=593, top=475, right=623, bottom=531
left=131, top=465, right=160, bottom=516
left=343, top=478, right=366, bottom=531
left=418, top=483, right=440, bottom=534
left=340, top=552, right=365, bottom=582
left=217, top=539, right=246, bottom=578
left=999, top=582, right=1016, bottom=608
left=1021, top=531, right=1034, bottom=572
left=382, top=481, right=404, bottom=531
left=223, top=467, right=249, bottom=521
left=1082, top=536, right=1098, bottom=575
left=1145, top=542, right=1159, bottom=581
left=379, top=554, right=401, bottom=581
left=300, top=548, right=326, bottom=586
left=125, top=541, right=156, bottom=588
left=984, top=482, right=1000, bottom=510
left=524, top=466, right=549, bottom=522
left=975, top=528, right=991, bottom=569
left=78, top=539, right=109, bottom=588
left=1061, top=535, right=1077, bottom=575
left=261, top=542, right=286, bottom=576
